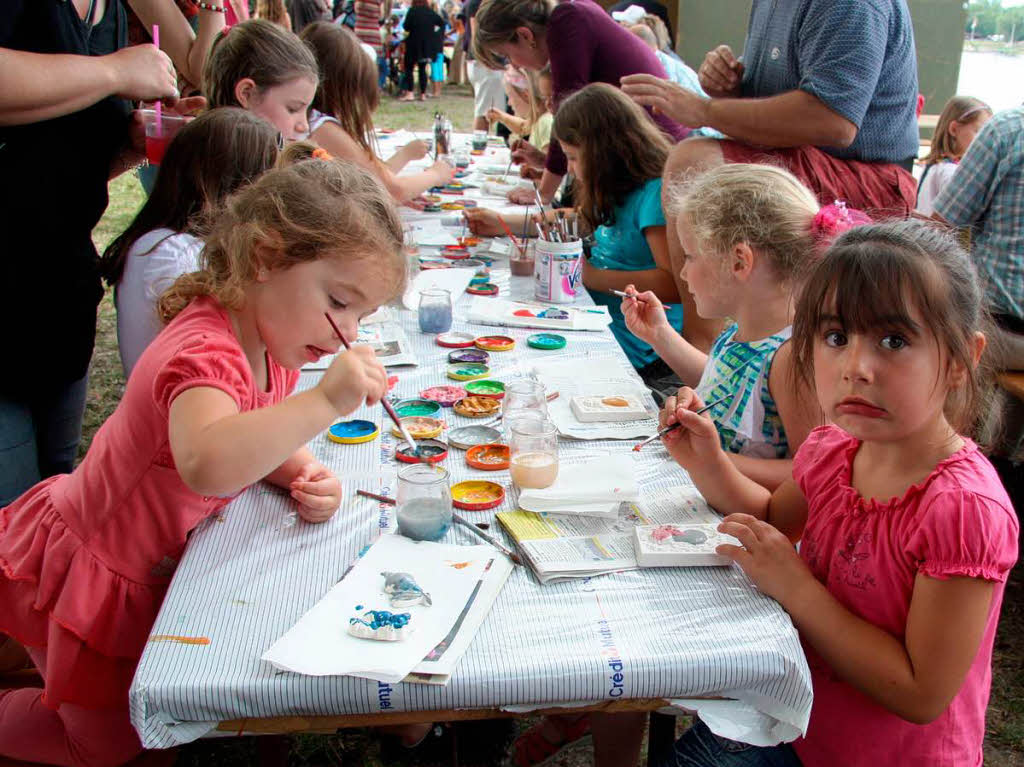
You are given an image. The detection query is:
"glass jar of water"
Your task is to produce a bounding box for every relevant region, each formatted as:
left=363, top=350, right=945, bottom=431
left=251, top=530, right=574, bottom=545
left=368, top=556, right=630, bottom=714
left=417, top=288, right=453, bottom=334
left=509, top=417, right=559, bottom=489
left=396, top=464, right=452, bottom=541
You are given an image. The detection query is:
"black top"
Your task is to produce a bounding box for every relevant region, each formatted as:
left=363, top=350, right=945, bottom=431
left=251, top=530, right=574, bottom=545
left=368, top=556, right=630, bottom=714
left=0, top=0, right=130, bottom=396
left=608, top=0, right=674, bottom=47
left=403, top=5, right=444, bottom=64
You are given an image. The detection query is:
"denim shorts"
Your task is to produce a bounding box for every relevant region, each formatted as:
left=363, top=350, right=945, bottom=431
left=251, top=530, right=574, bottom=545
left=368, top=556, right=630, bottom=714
left=652, top=720, right=803, bottom=767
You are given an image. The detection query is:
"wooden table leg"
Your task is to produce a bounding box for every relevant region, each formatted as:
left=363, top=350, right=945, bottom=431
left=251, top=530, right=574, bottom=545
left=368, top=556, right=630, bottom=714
left=647, top=710, right=676, bottom=766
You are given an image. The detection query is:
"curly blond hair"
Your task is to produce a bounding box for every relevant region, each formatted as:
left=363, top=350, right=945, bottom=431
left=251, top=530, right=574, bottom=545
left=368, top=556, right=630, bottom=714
left=158, top=160, right=406, bottom=324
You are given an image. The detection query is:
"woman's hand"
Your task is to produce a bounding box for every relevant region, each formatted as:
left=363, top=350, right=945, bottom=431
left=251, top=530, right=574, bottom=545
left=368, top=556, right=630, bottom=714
left=316, top=345, right=388, bottom=415
left=119, top=96, right=205, bottom=173
left=715, top=513, right=812, bottom=602
left=108, top=44, right=180, bottom=102
left=619, top=73, right=710, bottom=128
left=507, top=185, right=536, bottom=205
left=463, top=208, right=504, bottom=237
left=621, top=286, right=670, bottom=345
left=511, top=141, right=545, bottom=168
left=290, top=462, right=342, bottom=523
left=486, top=107, right=506, bottom=124
left=659, top=387, right=723, bottom=470
left=698, top=44, right=744, bottom=99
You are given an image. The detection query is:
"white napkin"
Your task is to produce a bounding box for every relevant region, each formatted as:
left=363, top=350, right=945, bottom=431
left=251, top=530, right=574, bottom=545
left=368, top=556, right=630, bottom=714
left=518, top=455, right=638, bottom=517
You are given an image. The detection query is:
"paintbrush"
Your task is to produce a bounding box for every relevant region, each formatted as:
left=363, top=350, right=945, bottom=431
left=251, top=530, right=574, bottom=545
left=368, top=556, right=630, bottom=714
left=632, top=395, right=731, bottom=452
left=324, top=312, right=423, bottom=458
left=356, top=489, right=396, bottom=505
left=610, top=289, right=649, bottom=303
left=496, top=214, right=522, bottom=250
left=452, top=512, right=524, bottom=566
left=521, top=205, right=531, bottom=243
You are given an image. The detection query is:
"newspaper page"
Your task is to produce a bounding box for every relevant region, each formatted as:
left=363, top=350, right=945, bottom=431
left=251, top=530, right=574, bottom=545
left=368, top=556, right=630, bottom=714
left=498, top=482, right=722, bottom=583
left=303, top=319, right=418, bottom=371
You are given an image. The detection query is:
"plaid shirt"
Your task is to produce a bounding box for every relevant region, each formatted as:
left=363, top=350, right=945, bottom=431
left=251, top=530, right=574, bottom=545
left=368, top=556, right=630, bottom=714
left=935, top=107, right=1024, bottom=321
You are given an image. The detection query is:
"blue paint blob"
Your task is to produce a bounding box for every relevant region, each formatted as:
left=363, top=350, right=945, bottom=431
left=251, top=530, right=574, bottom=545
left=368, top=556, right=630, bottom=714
left=329, top=420, right=378, bottom=440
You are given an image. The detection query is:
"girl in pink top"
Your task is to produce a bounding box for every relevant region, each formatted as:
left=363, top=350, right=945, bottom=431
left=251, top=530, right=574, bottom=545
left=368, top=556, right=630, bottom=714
left=0, top=159, right=406, bottom=767
left=653, top=219, right=1018, bottom=767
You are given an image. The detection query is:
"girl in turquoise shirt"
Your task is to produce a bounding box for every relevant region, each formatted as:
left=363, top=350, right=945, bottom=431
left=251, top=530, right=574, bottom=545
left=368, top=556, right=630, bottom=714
left=553, top=83, right=682, bottom=370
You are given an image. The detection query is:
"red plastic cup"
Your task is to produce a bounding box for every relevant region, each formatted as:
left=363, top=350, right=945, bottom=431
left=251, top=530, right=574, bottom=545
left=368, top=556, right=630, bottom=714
left=140, top=109, right=187, bottom=165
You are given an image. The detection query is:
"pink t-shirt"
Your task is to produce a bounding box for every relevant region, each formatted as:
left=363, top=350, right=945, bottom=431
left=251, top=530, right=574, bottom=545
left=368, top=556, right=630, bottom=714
left=792, top=425, right=1018, bottom=767
left=0, top=296, right=299, bottom=709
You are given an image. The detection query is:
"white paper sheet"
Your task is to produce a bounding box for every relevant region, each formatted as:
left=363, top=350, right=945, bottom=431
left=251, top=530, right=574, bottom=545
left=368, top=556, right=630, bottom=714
left=466, top=297, right=612, bottom=331
left=261, top=536, right=493, bottom=683
left=518, top=455, right=638, bottom=518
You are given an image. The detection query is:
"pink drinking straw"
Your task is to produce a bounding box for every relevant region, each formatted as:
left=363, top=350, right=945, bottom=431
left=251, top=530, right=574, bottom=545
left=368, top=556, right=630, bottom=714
left=152, top=25, right=162, bottom=136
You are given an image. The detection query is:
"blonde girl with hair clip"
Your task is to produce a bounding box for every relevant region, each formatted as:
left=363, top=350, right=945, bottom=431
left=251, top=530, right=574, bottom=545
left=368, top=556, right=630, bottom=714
left=622, top=164, right=865, bottom=490
left=650, top=219, right=1017, bottom=767
left=300, top=22, right=455, bottom=202
left=203, top=18, right=320, bottom=141
left=487, top=67, right=551, bottom=149
left=915, top=95, right=992, bottom=216
left=0, top=161, right=406, bottom=767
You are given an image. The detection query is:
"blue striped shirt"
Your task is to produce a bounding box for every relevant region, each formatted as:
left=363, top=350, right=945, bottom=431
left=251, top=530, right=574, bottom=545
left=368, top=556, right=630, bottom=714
left=741, top=0, right=919, bottom=164
left=934, top=108, right=1024, bottom=321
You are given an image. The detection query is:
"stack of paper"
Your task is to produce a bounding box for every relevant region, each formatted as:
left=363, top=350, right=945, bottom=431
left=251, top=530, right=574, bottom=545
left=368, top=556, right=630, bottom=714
left=518, top=455, right=638, bottom=519
left=261, top=535, right=512, bottom=684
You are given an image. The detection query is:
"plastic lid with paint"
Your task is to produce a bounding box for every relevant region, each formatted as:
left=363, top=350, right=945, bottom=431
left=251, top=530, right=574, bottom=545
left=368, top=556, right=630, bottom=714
left=453, top=396, right=501, bottom=418
left=466, top=283, right=499, bottom=296
left=465, top=379, right=505, bottom=400
left=419, top=385, right=467, bottom=407
left=448, top=425, right=502, bottom=449
left=395, top=439, right=448, bottom=464
left=327, top=419, right=380, bottom=444
left=466, top=443, right=510, bottom=471
left=448, top=348, right=489, bottom=365
left=390, top=416, right=443, bottom=440
left=527, top=333, right=567, bottom=350
left=447, top=363, right=490, bottom=381
left=436, top=331, right=476, bottom=348
left=474, top=335, right=515, bottom=351
left=451, top=480, right=505, bottom=511
left=394, top=399, right=443, bottom=418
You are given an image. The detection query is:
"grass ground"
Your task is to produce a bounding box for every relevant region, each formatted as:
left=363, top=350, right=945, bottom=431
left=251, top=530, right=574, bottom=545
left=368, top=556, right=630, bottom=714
left=86, top=85, right=1023, bottom=766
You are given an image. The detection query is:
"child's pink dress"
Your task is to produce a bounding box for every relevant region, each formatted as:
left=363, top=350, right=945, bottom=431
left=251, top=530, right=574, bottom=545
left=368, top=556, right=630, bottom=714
left=0, top=297, right=298, bottom=711
left=792, top=425, right=1018, bottom=767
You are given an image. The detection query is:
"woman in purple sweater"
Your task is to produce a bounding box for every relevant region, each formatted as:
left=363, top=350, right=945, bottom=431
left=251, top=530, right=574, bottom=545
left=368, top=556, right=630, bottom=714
left=473, top=0, right=687, bottom=204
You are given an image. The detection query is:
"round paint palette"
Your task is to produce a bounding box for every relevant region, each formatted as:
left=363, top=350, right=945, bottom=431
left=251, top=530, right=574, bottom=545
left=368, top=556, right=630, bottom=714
left=418, top=255, right=448, bottom=266
left=419, top=385, right=467, bottom=407
left=420, top=261, right=450, bottom=270
left=527, top=333, right=567, bottom=351
left=442, top=247, right=472, bottom=260
left=447, top=425, right=502, bottom=449
left=436, top=331, right=476, bottom=348
left=447, top=363, right=490, bottom=381
left=465, top=379, right=505, bottom=399
left=466, top=443, right=510, bottom=471
left=475, top=335, right=515, bottom=352
left=395, top=439, right=448, bottom=464
left=327, top=419, right=379, bottom=444
left=423, top=204, right=442, bottom=213
left=422, top=194, right=442, bottom=205
left=451, top=480, right=505, bottom=511
left=440, top=199, right=478, bottom=210
left=448, top=349, right=489, bottom=365
left=394, top=398, right=443, bottom=418
left=466, top=283, right=499, bottom=296
left=457, top=236, right=481, bottom=248
left=453, top=396, right=501, bottom=418
left=391, top=416, right=443, bottom=440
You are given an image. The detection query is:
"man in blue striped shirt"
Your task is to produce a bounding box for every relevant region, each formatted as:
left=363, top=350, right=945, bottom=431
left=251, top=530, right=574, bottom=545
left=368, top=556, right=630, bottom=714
left=621, top=0, right=920, bottom=351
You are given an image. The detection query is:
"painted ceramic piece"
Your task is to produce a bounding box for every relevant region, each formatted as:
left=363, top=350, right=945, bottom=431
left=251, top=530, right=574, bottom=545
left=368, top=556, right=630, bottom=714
left=450, top=480, right=505, bottom=511
left=327, top=420, right=379, bottom=444
left=464, top=379, right=505, bottom=399
left=474, top=335, right=515, bottom=352
left=347, top=608, right=413, bottom=641
left=419, top=385, right=467, bottom=407
left=381, top=572, right=433, bottom=606
left=466, top=443, right=510, bottom=471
